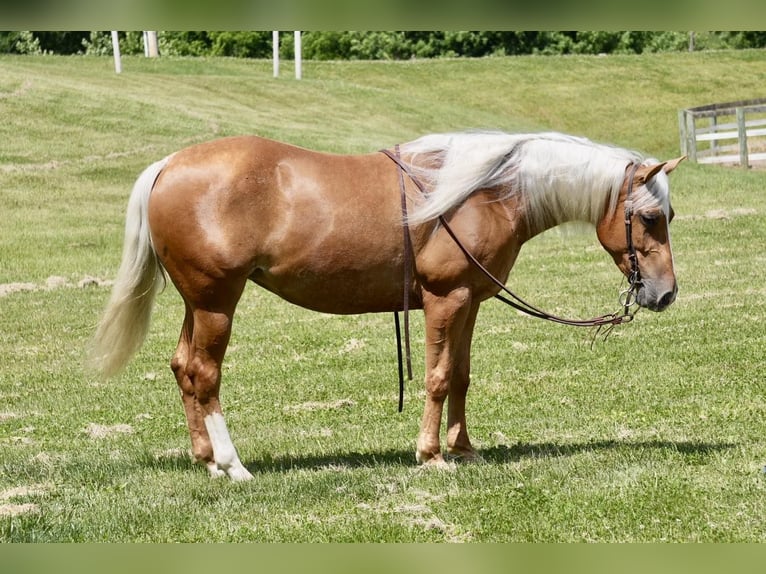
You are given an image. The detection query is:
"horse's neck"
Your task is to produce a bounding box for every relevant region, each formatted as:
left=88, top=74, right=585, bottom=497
left=518, top=173, right=608, bottom=238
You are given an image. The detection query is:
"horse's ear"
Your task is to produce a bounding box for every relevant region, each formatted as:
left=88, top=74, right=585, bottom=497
left=635, top=162, right=665, bottom=184
left=662, top=156, right=686, bottom=175
left=634, top=156, right=686, bottom=184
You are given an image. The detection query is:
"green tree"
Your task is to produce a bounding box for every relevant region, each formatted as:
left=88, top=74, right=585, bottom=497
left=208, top=32, right=272, bottom=58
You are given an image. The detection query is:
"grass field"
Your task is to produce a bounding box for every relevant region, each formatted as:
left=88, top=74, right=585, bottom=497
left=1, top=51, right=765, bottom=542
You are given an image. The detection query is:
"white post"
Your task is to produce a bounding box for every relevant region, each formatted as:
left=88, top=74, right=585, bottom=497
left=294, top=31, right=302, bottom=80
left=272, top=31, right=279, bottom=78
left=111, top=31, right=122, bottom=74
left=146, top=31, right=159, bottom=57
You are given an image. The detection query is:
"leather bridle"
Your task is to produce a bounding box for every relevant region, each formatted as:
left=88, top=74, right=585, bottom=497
left=381, top=147, right=643, bottom=410
left=620, top=162, right=643, bottom=315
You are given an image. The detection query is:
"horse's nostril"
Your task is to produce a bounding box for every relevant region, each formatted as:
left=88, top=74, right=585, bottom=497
left=658, top=289, right=676, bottom=309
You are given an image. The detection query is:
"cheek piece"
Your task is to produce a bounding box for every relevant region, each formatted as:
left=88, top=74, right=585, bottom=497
left=619, top=163, right=642, bottom=315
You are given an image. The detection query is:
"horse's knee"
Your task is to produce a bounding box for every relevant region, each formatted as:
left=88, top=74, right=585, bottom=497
left=425, top=368, right=450, bottom=401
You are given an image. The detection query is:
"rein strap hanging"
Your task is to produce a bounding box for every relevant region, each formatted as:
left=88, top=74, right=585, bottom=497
left=384, top=145, right=413, bottom=413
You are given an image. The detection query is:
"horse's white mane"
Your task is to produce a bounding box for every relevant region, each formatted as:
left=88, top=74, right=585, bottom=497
left=401, top=130, right=667, bottom=229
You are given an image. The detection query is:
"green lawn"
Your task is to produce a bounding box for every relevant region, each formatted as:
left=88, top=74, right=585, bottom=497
left=1, top=52, right=765, bottom=542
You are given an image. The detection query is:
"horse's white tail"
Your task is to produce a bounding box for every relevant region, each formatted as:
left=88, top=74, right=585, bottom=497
left=88, top=156, right=172, bottom=379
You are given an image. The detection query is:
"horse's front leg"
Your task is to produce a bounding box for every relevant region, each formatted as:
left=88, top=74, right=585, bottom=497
left=446, top=303, right=481, bottom=461
left=417, top=288, right=478, bottom=466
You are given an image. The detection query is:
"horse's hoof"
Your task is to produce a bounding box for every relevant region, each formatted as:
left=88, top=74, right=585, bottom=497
left=447, top=448, right=485, bottom=463
left=416, top=452, right=457, bottom=471
left=226, top=463, right=254, bottom=482
left=206, top=462, right=227, bottom=478
left=415, top=448, right=440, bottom=465
left=424, top=458, right=457, bottom=471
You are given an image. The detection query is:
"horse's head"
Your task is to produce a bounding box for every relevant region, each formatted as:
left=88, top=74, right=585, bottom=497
left=596, top=157, right=685, bottom=312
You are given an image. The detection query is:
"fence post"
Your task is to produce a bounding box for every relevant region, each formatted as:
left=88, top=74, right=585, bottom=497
left=272, top=31, right=279, bottom=78
left=678, top=110, right=687, bottom=157
left=111, top=31, right=122, bottom=74
left=146, top=31, right=159, bottom=57
left=294, top=31, right=302, bottom=80
left=684, top=111, right=697, bottom=163
left=736, top=107, right=749, bottom=169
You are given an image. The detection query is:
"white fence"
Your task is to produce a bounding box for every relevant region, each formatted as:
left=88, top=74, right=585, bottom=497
left=111, top=31, right=302, bottom=79
left=678, top=98, right=766, bottom=168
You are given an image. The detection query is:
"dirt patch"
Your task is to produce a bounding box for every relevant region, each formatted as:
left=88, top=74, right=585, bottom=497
left=0, top=275, right=113, bottom=298
left=0, top=503, right=38, bottom=517
left=0, top=79, right=32, bottom=100
left=0, top=483, right=49, bottom=518
left=703, top=208, right=758, bottom=220
left=45, top=275, right=69, bottom=290
left=284, top=399, right=356, bottom=413
left=676, top=207, right=758, bottom=221
left=1, top=485, right=47, bottom=500
left=78, top=276, right=113, bottom=288
left=0, top=283, right=37, bottom=297
left=298, top=427, right=334, bottom=439
left=339, top=338, right=366, bottom=354
left=356, top=485, right=469, bottom=542
left=84, top=422, right=134, bottom=439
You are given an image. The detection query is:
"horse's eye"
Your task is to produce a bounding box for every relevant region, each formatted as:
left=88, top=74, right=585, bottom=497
left=639, top=213, right=659, bottom=227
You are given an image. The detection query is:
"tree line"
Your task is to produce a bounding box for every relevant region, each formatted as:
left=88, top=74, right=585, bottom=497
left=2, top=31, right=765, bottom=59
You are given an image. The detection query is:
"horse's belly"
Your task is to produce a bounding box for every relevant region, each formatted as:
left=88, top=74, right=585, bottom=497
left=250, top=260, right=411, bottom=315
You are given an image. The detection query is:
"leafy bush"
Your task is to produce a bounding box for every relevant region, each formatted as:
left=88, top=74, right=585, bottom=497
left=3, top=31, right=766, bottom=59
left=11, top=31, right=42, bottom=55
left=208, top=31, right=272, bottom=58
left=82, top=31, right=145, bottom=56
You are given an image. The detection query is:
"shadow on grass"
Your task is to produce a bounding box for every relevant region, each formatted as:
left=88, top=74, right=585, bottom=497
left=146, top=438, right=736, bottom=475
left=256, top=438, right=736, bottom=473
left=479, top=439, right=735, bottom=465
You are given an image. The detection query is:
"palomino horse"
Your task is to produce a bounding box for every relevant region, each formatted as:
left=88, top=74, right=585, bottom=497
left=90, top=131, right=684, bottom=481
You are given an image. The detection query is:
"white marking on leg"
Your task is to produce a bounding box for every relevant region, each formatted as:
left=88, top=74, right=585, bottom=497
left=204, top=413, right=253, bottom=481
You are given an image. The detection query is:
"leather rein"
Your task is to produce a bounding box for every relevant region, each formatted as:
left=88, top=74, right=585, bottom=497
left=380, top=146, right=642, bottom=411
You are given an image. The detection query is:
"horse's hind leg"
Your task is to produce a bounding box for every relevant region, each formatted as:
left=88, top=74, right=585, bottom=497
left=185, top=305, right=253, bottom=481
left=167, top=269, right=252, bottom=481
left=171, top=307, right=224, bottom=477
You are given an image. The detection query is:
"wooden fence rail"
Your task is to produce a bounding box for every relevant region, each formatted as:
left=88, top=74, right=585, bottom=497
left=678, top=97, right=766, bottom=169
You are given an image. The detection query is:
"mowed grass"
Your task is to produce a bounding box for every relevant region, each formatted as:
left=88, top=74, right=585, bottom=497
left=1, top=52, right=765, bottom=542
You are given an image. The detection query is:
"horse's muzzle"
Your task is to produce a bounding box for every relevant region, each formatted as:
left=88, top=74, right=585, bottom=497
left=638, top=282, right=677, bottom=312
